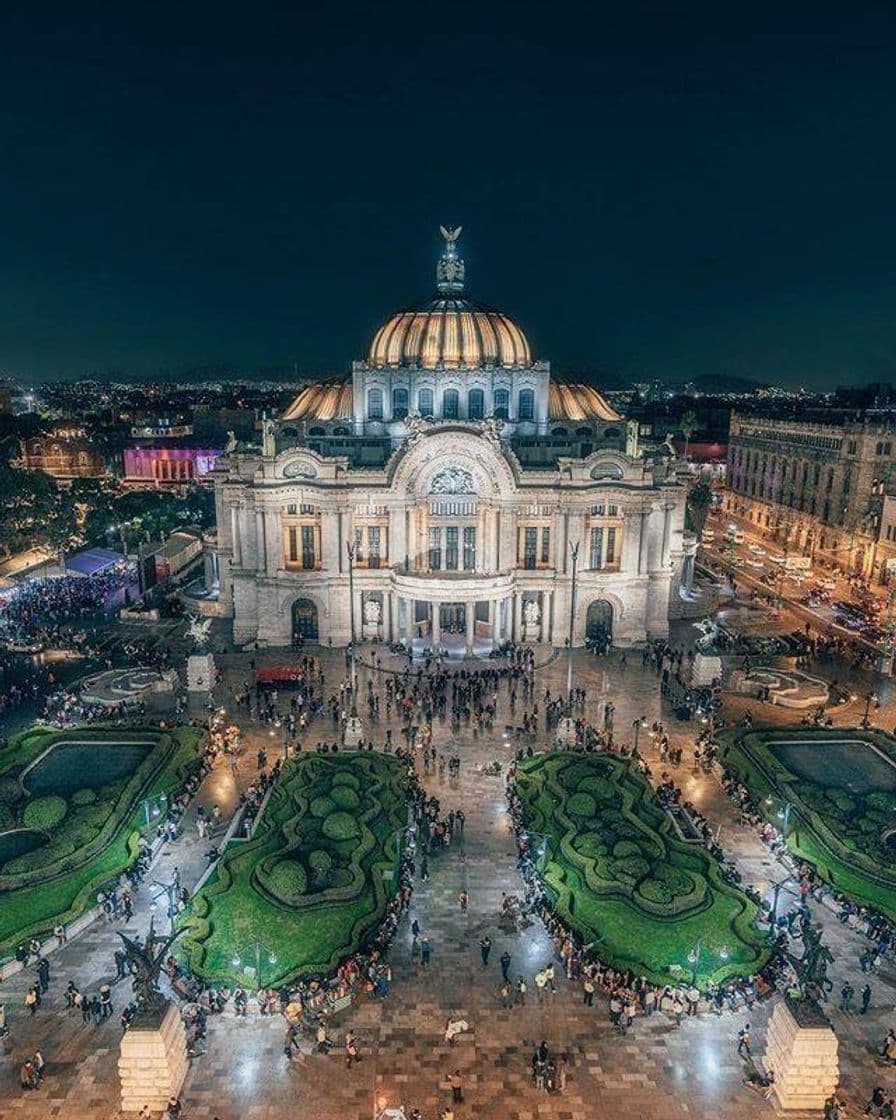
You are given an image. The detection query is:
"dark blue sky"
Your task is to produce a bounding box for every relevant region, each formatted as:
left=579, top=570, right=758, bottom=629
left=2, top=2, right=896, bottom=386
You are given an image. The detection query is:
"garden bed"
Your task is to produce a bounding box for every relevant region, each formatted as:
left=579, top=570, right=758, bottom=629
left=178, top=751, right=411, bottom=986
left=719, top=727, right=896, bottom=919
left=511, top=753, right=771, bottom=986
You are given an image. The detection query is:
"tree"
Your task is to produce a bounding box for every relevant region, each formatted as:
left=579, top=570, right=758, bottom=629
left=687, top=480, right=714, bottom=535
left=680, top=409, right=698, bottom=461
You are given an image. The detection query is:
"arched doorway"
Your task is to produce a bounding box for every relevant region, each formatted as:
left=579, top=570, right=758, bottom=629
left=586, top=600, right=613, bottom=646
left=291, top=598, right=319, bottom=641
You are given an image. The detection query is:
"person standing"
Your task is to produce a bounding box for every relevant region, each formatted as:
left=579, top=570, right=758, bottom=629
left=861, top=983, right=872, bottom=1014
left=499, top=951, right=512, bottom=982
left=583, top=976, right=595, bottom=1006
left=479, top=936, right=491, bottom=966
left=448, top=1070, right=464, bottom=1104
left=421, top=937, right=432, bottom=968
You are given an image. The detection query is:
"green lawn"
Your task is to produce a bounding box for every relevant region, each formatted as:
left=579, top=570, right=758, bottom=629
left=178, top=751, right=410, bottom=987
left=0, top=725, right=202, bottom=960
left=513, top=753, right=772, bottom=987
left=719, top=727, right=896, bottom=920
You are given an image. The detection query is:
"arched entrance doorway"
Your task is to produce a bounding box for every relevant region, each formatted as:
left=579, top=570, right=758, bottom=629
left=586, top=600, right=613, bottom=647
left=291, top=598, right=319, bottom=641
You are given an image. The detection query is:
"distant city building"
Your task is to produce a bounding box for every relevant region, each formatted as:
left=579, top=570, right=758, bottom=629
left=726, top=410, right=896, bottom=582
left=203, top=229, right=696, bottom=648
left=122, top=443, right=221, bottom=487
left=17, top=425, right=107, bottom=479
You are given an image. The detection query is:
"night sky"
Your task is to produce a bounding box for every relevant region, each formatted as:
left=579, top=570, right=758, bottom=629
left=3, top=3, right=896, bottom=387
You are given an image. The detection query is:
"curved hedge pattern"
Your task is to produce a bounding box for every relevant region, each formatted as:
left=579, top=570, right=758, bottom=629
left=178, top=752, right=410, bottom=987
left=719, top=727, right=896, bottom=920
left=513, top=753, right=771, bottom=986
left=0, top=725, right=202, bottom=960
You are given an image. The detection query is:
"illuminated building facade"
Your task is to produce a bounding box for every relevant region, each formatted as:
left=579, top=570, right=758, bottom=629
left=205, top=230, right=695, bottom=649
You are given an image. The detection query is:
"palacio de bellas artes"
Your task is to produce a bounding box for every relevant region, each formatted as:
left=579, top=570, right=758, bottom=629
left=203, top=228, right=696, bottom=653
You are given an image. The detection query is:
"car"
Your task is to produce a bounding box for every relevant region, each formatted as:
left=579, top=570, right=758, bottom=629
left=748, top=544, right=766, bottom=556
left=746, top=557, right=765, bottom=570
left=701, top=528, right=715, bottom=542
left=725, top=526, right=745, bottom=544
left=817, top=577, right=837, bottom=591
left=3, top=637, right=44, bottom=654
left=767, top=554, right=786, bottom=566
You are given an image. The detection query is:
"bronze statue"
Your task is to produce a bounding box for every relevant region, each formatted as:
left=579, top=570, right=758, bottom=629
left=118, top=919, right=181, bottom=1018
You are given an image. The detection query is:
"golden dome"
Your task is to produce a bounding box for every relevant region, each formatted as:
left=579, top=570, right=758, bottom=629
left=548, top=381, right=622, bottom=422
left=367, top=227, right=532, bottom=370
left=369, top=299, right=531, bottom=370
left=281, top=376, right=352, bottom=422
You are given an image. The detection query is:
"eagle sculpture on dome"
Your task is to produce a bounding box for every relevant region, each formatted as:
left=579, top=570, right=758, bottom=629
left=439, top=224, right=462, bottom=244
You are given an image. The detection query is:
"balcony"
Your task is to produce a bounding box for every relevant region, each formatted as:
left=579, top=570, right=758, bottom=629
left=390, top=566, right=515, bottom=601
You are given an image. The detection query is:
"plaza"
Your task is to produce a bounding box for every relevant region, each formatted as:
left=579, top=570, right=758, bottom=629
left=0, top=623, right=894, bottom=1120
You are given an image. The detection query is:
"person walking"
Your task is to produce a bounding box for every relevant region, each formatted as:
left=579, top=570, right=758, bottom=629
left=861, top=983, right=872, bottom=1014
left=421, top=937, right=432, bottom=968
left=583, top=976, right=595, bottom=1006
left=737, top=1024, right=752, bottom=1058
left=479, top=936, right=491, bottom=967
left=516, top=976, right=527, bottom=1006
left=500, top=951, right=512, bottom=982
left=448, top=1069, right=464, bottom=1104
left=458, top=890, right=468, bottom=913
left=839, top=983, right=854, bottom=1012
left=345, top=1031, right=360, bottom=1068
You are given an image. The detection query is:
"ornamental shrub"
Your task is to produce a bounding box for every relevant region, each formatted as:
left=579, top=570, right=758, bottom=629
left=331, top=771, right=361, bottom=790
left=308, top=849, right=334, bottom=878
left=867, top=791, right=896, bottom=813
left=72, top=788, right=97, bottom=806
left=330, top=785, right=360, bottom=811
left=652, top=861, right=692, bottom=895
left=22, top=795, right=68, bottom=831
left=559, top=762, right=599, bottom=790
left=322, top=811, right=360, bottom=841
left=574, top=832, right=607, bottom=858
left=637, top=878, right=673, bottom=905
left=824, top=788, right=855, bottom=816
left=267, top=859, right=308, bottom=904
left=609, top=855, right=650, bottom=883
left=576, top=775, right=616, bottom=802
left=310, top=795, right=336, bottom=819
left=566, top=792, right=597, bottom=818
left=612, top=839, right=642, bottom=859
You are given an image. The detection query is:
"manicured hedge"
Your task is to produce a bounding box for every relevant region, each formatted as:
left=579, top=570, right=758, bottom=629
left=179, top=752, right=410, bottom=986
left=719, top=727, right=896, bottom=920
left=0, top=725, right=203, bottom=961
left=514, top=753, right=771, bottom=987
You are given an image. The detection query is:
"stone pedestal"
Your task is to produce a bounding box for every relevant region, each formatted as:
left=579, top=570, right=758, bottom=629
left=187, top=653, right=216, bottom=693
left=765, top=998, right=839, bottom=1110
left=688, top=651, right=722, bottom=687
left=363, top=621, right=380, bottom=641
left=119, top=1002, right=188, bottom=1112
left=343, top=713, right=365, bottom=748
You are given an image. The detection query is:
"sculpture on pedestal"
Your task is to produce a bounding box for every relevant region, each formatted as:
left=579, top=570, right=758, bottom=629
left=118, top=920, right=181, bottom=1019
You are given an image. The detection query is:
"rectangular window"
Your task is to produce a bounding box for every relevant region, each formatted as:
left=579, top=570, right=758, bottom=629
left=301, top=525, right=315, bottom=569
left=463, top=526, right=476, bottom=570
left=354, top=526, right=364, bottom=562
left=368, top=525, right=381, bottom=569
left=540, top=527, right=551, bottom=564
left=590, top=526, right=603, bottom=570
left=428, top=526, right=441, bottom=570
left=606, top=527, right=617, bottom=566
left=288, top=527, right=298, bottom=562
left=607, top=504, right=618, bottom=516
left=523, top=526, right=538, bottom=570
left=445, top=526, right=459, bottom=570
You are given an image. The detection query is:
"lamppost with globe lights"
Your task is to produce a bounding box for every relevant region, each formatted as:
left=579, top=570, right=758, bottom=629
left=150, top=879, right=178, bottom=927
left=231, top=938, right=278, bottom=986
left=140, top=792, right=168, bottom=829
left=344, top=541, right=364, bottom=746
left=557, top=540, right=580, bottom=745
left=686, top=938, right=729, bottom=985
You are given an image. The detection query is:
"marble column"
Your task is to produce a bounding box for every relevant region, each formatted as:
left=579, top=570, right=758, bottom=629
left=389, top=593, right=398, bottom=642
left=465, top=601, right=475, bottom=655
left=514, top=593, right=523, bottom=641
left=255, top=510, right=266, bottom=573
left=230, top=507, right=242, bottom=568
left=431, top=603, right=441, bottom=648
left=404, top=599, right=415, bottom=643
left=264, top=510, right=280, bottom=575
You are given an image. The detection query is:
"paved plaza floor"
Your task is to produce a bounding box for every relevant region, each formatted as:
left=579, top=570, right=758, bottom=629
left=1, top=640, right=894, bottom=1120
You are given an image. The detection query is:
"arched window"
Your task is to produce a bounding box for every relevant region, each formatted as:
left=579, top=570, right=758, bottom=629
left=367, top=387, right=384, bottom=421
left=333, top=426, right=350, bottom=436
left=308, top=426, right=326, bottom=436
left=552, top=427, right=568, bottom=437
left=418, top=388, right=434, bottom=416
left=468, top=388, right=484, bottom=420
left=518, top=389, right=535, bottom=421
left=493, top=389, right=509, bottom=420
left=443, top=388, right=459, bottom=420
left=392, top=387, right=408, bottom=420
left=575, top=426, right=591, bottom=437
left=603, top=426, right=621, bottom=440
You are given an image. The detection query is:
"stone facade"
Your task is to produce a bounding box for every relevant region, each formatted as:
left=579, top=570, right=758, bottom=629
left=727, top=410, right=896, bottom=582
left=206, top=230, right=694, bottom=650
left=118, top=1002, right=188, bottom=1112
left=764, top=999, right=839, bottom=1110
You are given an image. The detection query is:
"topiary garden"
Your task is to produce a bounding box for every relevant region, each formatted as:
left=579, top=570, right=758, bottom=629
left=0, top=725, right=203, bottom=961
left=178, top=752, right=410, bottom=987
left=512, top=753, right=771, bottom=986
left=719, top=727, right=896, bottom=920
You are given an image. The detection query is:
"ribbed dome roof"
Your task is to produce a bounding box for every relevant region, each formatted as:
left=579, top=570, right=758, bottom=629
left=367, top=227, right=532, bottom=370
left=369, top=298, right=531, bottom=370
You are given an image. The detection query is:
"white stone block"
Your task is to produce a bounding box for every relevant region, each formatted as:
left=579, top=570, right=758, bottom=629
left=119, top=1002, right=188, bottom=1112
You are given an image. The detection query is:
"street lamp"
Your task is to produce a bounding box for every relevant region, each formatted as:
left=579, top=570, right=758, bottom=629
left=765, top=795, right=792, bottom=836
left=140, top=792, right=168, bottom=829
left=150, top=879, right=178, bottom=925
left=769, top=873, right=796, bottom=922
left=686, top=939, right=729, bottom=985
left=344, top=541, right=364, bottom=747
left=632, top=716, right=646, bottom=755
left=557, top=541, right=580, bottom=745
left=861, top=691, right=879, bottom=729
left=231, top=937, right=277, bottom=985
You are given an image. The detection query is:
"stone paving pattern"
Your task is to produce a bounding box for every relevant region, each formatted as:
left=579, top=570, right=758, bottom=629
left=1, top=635, right=894, bottom=1119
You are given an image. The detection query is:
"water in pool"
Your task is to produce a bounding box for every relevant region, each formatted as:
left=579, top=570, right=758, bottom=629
left=770, top=739, right=896, bottom=797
